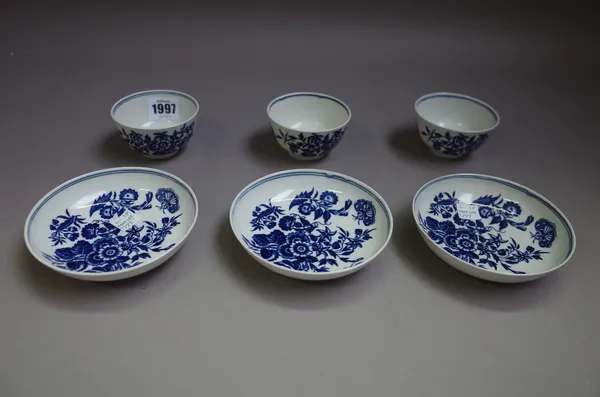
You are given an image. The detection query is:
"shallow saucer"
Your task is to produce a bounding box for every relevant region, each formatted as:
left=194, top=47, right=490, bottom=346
left=230, top=169, right=393, bottom=280
left=24, top=167, right=198, bottom=281
left=412, top=174, right=576, bottom=283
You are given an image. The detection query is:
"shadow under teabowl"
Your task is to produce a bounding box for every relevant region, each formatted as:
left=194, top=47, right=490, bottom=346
left=95, top=130, right=175, bottom=167
left=15, top=238, right=189, bottom=312
left=388, top=124, right=466, bottom=167
left=246, top=127, right=323, bottom=167
left=392, top=207, right=563, bottom=312
left=214, top=215, right=380, bottom=310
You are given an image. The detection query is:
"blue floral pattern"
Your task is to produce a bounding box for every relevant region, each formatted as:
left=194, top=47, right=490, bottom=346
left=420, top=126, right=489, bottom=157
left=43, top=188, right=182, bottom=273
left=243, top=189, right=377, bottom=272
left=121, top=122, right=195, bottom=157
left=531, top=218, right=557, bottom=248
left=276, top=128, right=345, bottom=158
left=418, top=191, right=557, bottom=274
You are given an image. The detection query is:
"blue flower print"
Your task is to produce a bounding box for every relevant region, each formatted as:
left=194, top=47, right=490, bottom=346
left=80, top=222, right=119, bottom=240
left=428, top=192, right=458, bottom=219
left=502, top=201, right=522, bottom=217
left=52, top=240, right=95, bottom=272
left=418, top=190, right=553, bottom=274
left=275, top=128, right=346, bottom=158
left=250, top=203, right=285, bottom=231
left=48, top=209, right=86, bottom=246
left=422, top=217, right=456, bottom=244
left=298, top=202, right=313, bottom=216
left=471, top=194, right=533, bottom=232
left=289, top=189, right=352, bottom=223
left=478, top=206, right=494, bottom=219
left=119, top=188, right=139, bottom=203
left=99, top=206, right=116, bottom=219
left=42, top=188, right=183, bottom=273
left=319, top=191, right=339, bottom=207
left=420, top=126, right=490, bottom=157
left=242, top=189, right=378, bottom=273
left=89, top=189, right=154, bottom=220
left=278, top=214, right=315, bottom=233
left=156, top=188, right=180, bottom=214
left=85, top=237, right=131, bottom=271
left=121, top=122, right=195, bottom=157
left=531, top=218, right=557, bottom=248
left=81, top=223, right=99, bottom=239
left=353, top=199, right=376, bottom=226
left=148, top=132, right=176, bottom=155
left=444, top=228, right=479, bottom=255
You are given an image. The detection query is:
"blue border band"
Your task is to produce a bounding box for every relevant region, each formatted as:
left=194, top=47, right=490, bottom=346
left=27, top=169, right=196, bottom=241
left=268, top=93, right=350, bottom=117
left=233, top=171, right=391, bottom=225
left=414, top=174, right=574, bottom=259
left=416, top=94, right=499, bottom=123
left=112, top=91, right=197, bottom=115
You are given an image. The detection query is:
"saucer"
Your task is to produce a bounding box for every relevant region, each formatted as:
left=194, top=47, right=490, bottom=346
left=230, top=169, right=393, bottom=280
left=24, top=167, right=198, bottom=281
left=412, top=174, right=576, bottom=283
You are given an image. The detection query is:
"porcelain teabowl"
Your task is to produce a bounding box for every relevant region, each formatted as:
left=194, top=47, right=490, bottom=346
left=415, top=92, right=499, bottom=158
left=111, top=89, right=199, bottom=159
left=267, top=92, right=351, bottom=160
left=412, top=174, right=575, bottom=283
left=230, top=169, right=393, bottom=280
left=24, top=167, right=198, bottom=281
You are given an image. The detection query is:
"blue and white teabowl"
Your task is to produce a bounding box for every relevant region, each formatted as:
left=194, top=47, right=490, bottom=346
left=230, top=170, right=393, bottom=280
left=267, top=92, right=351, bottom=161
left=24, top=167, right=198, bottom=281
left=415, top=92, right=499, bottom=158
left=412, top=174, right=576, bottom=283
left=111, top=89, right=199, bottom=159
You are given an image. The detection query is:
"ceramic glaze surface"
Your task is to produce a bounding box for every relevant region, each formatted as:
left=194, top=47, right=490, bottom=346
left=268, top=93, right=351, bottom=160
left=25, top=168, right=198, bottom=281
left=111, top=90, right=199, bottom=159
left=230, top=170, right=392, bottom=280
left=413, top=174, right=575, bottom=283
left=415, top=93, right=499, bottom=158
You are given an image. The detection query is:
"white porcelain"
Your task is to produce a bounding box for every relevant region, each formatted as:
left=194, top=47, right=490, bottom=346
left=24, top=167, right=198, bottom=281
left=111, top=89, right=199, bottom=159
left=267, top=92, right=351, bottom=160
left=412, top=174, right=576, bottom=283
left=415, top=92, right=499, bottom=158
left=230, top=169, right=393, bottom=280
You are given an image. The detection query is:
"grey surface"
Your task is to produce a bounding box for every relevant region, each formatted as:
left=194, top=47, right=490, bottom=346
left=1, top=2, right=599, bottom=396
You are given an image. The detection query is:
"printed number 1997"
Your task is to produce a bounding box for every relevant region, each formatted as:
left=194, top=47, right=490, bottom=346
left=152, top=103, right=176, bottom=114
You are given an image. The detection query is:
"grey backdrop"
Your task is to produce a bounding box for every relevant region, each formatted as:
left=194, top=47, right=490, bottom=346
left=1, top=1, right=599, bottom=396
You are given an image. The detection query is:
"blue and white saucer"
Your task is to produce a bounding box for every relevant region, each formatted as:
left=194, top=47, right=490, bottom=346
left=24, top=167, right=198, bottom=281
left=230, top=169, right=393, bottom=280
left=412, top=174, right=576, bottom=283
